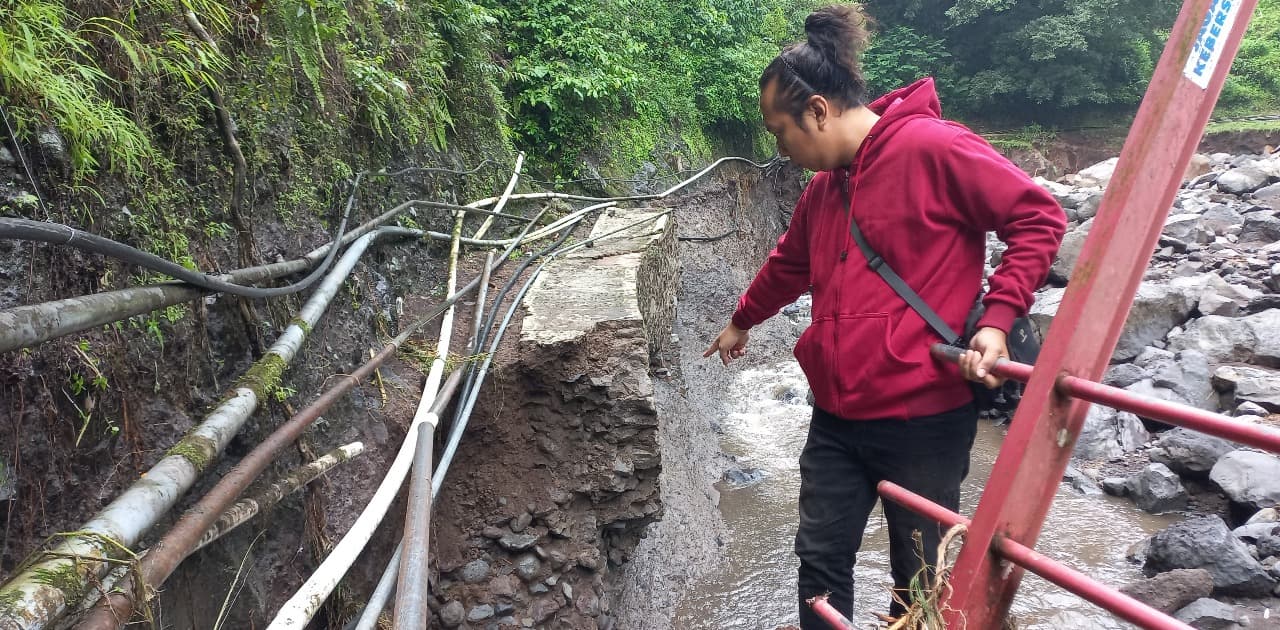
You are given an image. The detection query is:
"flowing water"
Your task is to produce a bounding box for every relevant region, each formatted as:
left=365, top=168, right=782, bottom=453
left=674, top=360, right=1176, bottom=630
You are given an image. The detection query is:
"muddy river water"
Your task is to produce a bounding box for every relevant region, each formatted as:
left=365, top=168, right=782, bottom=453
left=674, top=361, right=1175, bottom=629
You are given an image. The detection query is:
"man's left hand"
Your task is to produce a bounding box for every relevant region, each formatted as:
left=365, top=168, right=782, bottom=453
left=961, top=327, right=1008, bottom=389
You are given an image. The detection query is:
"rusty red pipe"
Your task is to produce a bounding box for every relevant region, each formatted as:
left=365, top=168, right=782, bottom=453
left=930, top=344, right=1280, bottom=454
left=877, top=482, right=1194, bottom=630
left=808, top=595, right=857, bottom=629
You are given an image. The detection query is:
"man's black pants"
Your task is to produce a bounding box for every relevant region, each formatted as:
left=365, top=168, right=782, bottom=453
left=795, top=403, right=978, bottom=629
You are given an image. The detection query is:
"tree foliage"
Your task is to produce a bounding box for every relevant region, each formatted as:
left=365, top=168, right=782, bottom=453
left=862, top=0, right=1179, bottom=116
left=478, top=0, right=816, bottom=173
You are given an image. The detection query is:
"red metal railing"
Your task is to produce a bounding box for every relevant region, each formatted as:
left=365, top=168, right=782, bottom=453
left=810, top=0, right=1268, bottom=627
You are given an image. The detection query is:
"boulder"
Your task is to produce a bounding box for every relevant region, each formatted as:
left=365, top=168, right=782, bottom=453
left=1073, top=405, right=1149, bottom=461
left=1142, top=348, right=1217, bottom=411
left=1050, top=220, right=1092, bottom=283
left=1143, top=515, right=1277, bottom=596
left=1254, top=181, right=1280, bottom=211
left=1168, top=310, right=1280, bottom=366
left=1212, top=364, right=1280, bottom=412
left=1239, top=214, right=1280, bottom=244
left=1149, top=428, right=1237, bottom=478
left=1199, top=204, right=1245, bottom=236
left=1131, top=463, right=1189, bottom=513
left=1119, top=568, right=1213, bottom=614
left=1217, top=166, right=1270, bottom=195
left=1063, top=466, right=1104, bottom=496
left=1104, top=362, right=1151, bottom=389
left=1210, top=450, right=1280, bottom=510
left=1074, top=157, right=1119, bottom=188
left=1173, top=598, right=1242, bottom=630
left=1033, top=278, right=1202, bottom=362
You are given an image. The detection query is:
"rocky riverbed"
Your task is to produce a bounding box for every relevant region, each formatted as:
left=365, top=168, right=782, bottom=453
left=1024, top=148, right=1280, bottom=628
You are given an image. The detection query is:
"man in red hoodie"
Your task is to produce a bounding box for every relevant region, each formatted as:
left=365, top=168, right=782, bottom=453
left=703, top=5, right=1066, bottom=627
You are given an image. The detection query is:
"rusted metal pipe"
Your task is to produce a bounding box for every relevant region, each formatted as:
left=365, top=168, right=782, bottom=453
left=878, top=482, right=1194, bottom=630
left=395, top=251, right=493, bottom=629
left=930, top=344, right=1280, bottom=454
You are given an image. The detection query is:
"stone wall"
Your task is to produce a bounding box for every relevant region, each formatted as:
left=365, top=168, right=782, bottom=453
left=430, top=209, right=676, bottom=629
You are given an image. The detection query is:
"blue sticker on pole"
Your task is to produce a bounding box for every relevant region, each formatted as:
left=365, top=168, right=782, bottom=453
left=1184, top=0, right=1243, bottom=89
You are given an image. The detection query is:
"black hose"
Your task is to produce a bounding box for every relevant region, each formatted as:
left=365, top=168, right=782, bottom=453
left=0, top=186, right=359, bottom=298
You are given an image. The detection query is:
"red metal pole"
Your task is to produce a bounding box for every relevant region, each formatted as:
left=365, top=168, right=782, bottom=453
left=877, top=482, right=1195, bottom=630
left=931, top=345, right=1280, bottom=454
left=941, top=0, right=1260, bottom=624
left=1058, top=373, right=1280, bottom=454
left=807, top=595, right=858, bottom=630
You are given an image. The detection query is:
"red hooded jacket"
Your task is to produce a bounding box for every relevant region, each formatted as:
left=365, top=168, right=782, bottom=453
left=731, top=78, right=1066, bottom=420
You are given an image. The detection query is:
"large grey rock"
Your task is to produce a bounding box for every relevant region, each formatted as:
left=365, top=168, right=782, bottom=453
left=1074, top=157, right=1119, bottom=188
left=1239, top=214, right=1280, bottom=244
left=1173, top=598, right=1242, bottom=630
left=1232, top=522, right=1280, bottom=543
left=36, top=129, right=68, bottom=169
left=1149, top=428, right=1238, bottom=478
left=1141, top=347, right=1217, bottom=411
left=1212, top=364, right=1280, bottom=411
left=1104, top=362, right=1151, bottom=389
left=1168, top=310, right=1280, bottom=366
left=1217, top=166, right=1270, bottom=195
left=1050, top=222, right=1091, bottom=283
left=1125, top=379, right=1193, bottom=423
left=1165, top=213, right=1214, bottom=243
left=1073, top=404, right=1149, bottom=461
left=498, top=533, right=540, bottom=551
left=1201, top=204, right=1245, bottom=235
left=460, top=558, right=491, bottom=584
left=1131, top=463, right=1189, bottom=513
left=1254, top=182, right=1280, bottom=211
left=1247, top=507, right=1280, bottom=525
left=1029, top=286, right=1064, bottom=339
left=467, top=604, right=495, bottom=622
left=1063, top=466, right=1104, bottom=496
left=1198, top=275, right=1261, bottom=318
left=1119, top=568, right=1213, bottom=614
left=1210, top=450, right=1280, bottom=510
left=1032, top=278, right=1202, bottom=362
left=1076, top=191, right=1105, bottom=221
left=1144, top=516, right=1277, bottom=596
left=1116, top=278, right=1204, bottom=361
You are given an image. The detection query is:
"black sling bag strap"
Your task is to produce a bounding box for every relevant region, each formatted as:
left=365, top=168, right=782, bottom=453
left=845, top=198, right=962, bottom=346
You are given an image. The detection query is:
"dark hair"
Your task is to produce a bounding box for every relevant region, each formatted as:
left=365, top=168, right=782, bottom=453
left=760, top=4, right=873, bottom=121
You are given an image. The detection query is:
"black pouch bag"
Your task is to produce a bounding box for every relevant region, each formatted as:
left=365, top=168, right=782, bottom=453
left=962, top=300, right=1041, bottom=421
left=846, top=209, right=1040, bottom=422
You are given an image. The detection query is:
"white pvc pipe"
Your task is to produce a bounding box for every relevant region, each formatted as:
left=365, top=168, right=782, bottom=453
left=267, top=216, right=468, bottom=630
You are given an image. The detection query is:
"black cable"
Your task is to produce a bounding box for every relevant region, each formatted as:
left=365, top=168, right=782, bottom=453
left=0, top=183, right=357, bottom=298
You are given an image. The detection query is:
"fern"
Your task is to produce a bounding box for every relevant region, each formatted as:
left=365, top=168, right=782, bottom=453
left=0, top=1, right=155, bottom=176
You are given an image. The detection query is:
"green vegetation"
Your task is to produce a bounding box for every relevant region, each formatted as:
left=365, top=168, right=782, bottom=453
left=1220, top=0, right=1280, bottom=113
left=165, top=432, right=219, bottom=472
left=480, top=0, right=816, bottom=176
left=232, top=351, right=289, bottom=402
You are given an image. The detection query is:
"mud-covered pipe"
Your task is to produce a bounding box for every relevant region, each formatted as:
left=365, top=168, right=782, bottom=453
left=193, top=442, right=365, bottom=552
left=0, top=227, right=414, bottom=630
left=267, top=368, right=465, bottom=630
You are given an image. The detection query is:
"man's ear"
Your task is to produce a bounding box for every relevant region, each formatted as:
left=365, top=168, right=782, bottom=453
left=807, top=94, right=829, bottom=130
